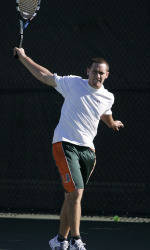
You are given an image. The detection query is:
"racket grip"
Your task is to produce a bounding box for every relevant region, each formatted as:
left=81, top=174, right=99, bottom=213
left=14, top=53, right=19, bottom=59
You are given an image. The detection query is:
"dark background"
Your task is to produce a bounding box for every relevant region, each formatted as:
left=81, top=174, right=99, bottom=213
left=0, top=0, right=150, bottom=216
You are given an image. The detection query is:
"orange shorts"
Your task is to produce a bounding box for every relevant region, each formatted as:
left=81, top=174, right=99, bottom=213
left=52, top=141, right=96, bottom=193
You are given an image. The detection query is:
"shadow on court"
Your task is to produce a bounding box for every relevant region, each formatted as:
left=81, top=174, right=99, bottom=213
left=0, top=218, right=150, bottom=250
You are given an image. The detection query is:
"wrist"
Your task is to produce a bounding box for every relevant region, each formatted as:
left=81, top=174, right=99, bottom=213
left=109, top=121, right=115, bottom=128
left=19, top=54, right=28, bottom=63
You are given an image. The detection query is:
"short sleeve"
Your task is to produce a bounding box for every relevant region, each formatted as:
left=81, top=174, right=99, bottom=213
left=54, top=74, right=81, bottom=98
left=53, top=74, right=71, bottom=98
left=103, top=94, right=115, bottom=115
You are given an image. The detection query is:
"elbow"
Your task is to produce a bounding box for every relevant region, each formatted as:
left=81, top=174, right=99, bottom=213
left=39, top=72, right=56, bottom=87
left=39, top=71, right=48, bottom=83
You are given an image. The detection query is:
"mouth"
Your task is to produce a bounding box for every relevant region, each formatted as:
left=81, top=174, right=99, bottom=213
left=94, top=79, right=101, bottom=84
left=88, top=79, right=102, bottom=89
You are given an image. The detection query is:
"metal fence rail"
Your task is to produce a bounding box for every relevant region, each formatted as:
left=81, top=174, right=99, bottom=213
left=0, top=0, right=149, bottom=216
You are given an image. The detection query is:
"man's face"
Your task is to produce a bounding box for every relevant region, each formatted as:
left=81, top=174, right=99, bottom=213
left=87, top=63, right=109, bottom=89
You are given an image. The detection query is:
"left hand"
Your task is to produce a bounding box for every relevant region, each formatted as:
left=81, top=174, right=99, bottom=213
left=111, top=120, right=124, bottom=131
left=13, top=47, right=26, bottom=59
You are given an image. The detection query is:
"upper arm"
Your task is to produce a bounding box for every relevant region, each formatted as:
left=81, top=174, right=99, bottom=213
left=40, top=72, right=57, bottom=87
left=53, top=74, right=79, bottom=98
left=101, top=114, right=114, bottom=128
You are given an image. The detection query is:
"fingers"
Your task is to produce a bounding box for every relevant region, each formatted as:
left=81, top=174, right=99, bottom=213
left=113, top=120, right=124, bottom=131
left=13, top=47, right=21, bottom=58
left=114, top=126, right=120, bottom=131
left=118, top=123, right=124, bottom=129
left=13, top=47, right=18, bottom=57
left=13, top=47, right=26, bottom=59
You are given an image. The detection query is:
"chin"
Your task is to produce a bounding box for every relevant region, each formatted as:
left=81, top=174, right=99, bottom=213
left=92, top=85, right=98, bottom=89
left=94, top=83, right=102, bottom=89
left=89, top=81, right=102, bottom=89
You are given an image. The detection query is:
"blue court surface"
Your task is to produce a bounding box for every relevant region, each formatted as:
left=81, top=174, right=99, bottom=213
left=0, top=216, right=150, bottom=250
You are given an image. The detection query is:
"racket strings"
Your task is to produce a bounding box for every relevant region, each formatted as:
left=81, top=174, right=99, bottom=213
left=18, top=0, right=39, bottom=19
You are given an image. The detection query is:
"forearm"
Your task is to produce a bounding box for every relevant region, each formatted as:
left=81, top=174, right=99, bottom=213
left=14, top=47, right=56, bottom=87
left=101, top=114, right=114, bottom=128
left=19, top=55, right=54, bottom=86
left=101, top=114, right=124, bottom=131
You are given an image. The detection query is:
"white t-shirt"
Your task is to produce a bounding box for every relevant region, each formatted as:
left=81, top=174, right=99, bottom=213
left=52, top=74, right=114, bottom=149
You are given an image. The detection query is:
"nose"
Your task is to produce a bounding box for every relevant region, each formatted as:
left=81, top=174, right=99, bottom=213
left=96, top=72, right=100, bottom=78
left=96, top=73, right=101, bottom=80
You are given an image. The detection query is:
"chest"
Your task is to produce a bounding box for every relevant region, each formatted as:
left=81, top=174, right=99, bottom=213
left=68, top=89, right=110, bottom=118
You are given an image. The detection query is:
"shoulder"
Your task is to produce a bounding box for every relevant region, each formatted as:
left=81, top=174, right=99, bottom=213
left=102, top=87, right=114, bottom=103
left=54, top=74, right=82, bottom=83
left=66, top=75, right=83, bottom=82
left=55, top=74, right=82, bottom=80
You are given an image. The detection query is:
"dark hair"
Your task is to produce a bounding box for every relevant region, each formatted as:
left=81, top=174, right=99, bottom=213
left=87, top=57, right=109, bottom=72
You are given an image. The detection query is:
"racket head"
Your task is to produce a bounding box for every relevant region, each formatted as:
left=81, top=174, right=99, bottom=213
left=16, top=0, right=41, bottom=20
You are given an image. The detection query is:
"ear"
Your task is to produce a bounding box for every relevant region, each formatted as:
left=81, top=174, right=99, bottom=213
left=87, top=68, right=90, bottom=75
left=105, top=72, right=109, bottom=79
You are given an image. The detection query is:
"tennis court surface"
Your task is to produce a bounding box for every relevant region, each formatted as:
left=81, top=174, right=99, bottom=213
left=0, top=215, right=150, bottom=250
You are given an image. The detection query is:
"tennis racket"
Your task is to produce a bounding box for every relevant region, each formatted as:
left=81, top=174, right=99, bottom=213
left=15, top=0, right=41, bottom=57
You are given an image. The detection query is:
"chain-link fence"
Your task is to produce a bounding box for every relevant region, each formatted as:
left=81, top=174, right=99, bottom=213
left=0, top=0, right=150, bottom=216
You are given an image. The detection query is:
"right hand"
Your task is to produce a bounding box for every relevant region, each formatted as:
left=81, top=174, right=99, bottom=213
left=13, top=47, right=26, bottom=59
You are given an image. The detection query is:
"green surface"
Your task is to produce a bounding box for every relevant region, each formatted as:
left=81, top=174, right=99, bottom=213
left=0, top=218, right=150, bottom=249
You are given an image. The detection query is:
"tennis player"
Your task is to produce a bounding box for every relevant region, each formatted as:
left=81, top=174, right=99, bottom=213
left=14, top=47, right=124, bottom=250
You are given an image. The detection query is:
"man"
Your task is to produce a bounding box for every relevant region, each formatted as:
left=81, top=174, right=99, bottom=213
left=14, top=47, right=124, bottom=250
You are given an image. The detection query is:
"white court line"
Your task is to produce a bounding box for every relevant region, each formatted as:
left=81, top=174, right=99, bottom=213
left=0, top=213, right=150, bottom=223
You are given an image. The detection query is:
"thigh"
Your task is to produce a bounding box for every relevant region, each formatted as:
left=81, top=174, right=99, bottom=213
left=52, top=142, right=84, bottom=193
left=79, top=148, right=96, bottom=185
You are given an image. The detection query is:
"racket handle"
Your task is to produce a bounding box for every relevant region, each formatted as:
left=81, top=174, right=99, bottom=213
left=14, top=53, right=19, bottom=59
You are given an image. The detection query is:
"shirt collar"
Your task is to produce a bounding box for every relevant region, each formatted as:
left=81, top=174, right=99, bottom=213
left=85, top=79, right=104, bottom=93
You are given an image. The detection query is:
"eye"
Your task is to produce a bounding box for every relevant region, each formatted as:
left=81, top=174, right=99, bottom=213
left=93, top=70, right=98, bottom=74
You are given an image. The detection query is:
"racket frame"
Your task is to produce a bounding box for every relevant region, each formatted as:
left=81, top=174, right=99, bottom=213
left=16, top=0, right=41, bottom=48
